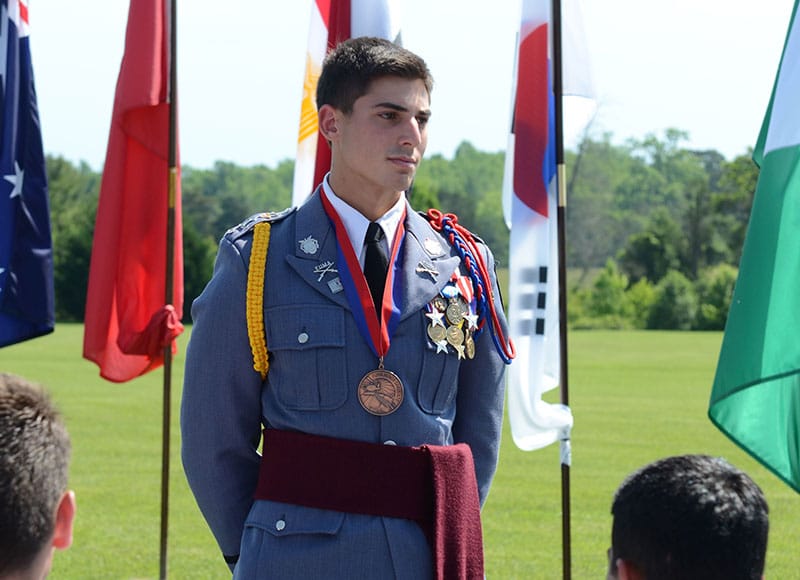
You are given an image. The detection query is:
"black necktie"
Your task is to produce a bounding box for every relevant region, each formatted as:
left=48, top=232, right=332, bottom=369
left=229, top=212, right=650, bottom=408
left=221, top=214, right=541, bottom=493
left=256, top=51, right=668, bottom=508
left=364, top=222, right=389, bottom=319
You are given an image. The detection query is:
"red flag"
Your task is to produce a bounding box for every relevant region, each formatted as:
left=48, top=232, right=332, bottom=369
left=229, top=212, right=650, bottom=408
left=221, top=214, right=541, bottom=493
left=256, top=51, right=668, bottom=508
left=83, top=0, right=183, bottom=383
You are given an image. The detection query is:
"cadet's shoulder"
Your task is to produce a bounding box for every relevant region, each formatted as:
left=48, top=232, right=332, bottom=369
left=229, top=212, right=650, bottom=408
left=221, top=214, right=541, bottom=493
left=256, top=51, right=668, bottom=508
left=224, top=207, right=296, bottom=241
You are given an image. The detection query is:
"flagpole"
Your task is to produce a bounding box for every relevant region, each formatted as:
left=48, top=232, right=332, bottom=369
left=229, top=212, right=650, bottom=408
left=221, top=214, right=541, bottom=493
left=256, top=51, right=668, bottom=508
left=551, top=0, right=572, bottom=578
left=160, top=0, right=178, bottom=578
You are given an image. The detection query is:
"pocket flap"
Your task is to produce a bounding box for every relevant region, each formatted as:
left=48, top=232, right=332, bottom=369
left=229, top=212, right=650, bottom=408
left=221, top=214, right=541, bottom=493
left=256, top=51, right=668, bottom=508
left=265, top=305, right=345, bottom=351
left=246, top=500, right=346, bottom=537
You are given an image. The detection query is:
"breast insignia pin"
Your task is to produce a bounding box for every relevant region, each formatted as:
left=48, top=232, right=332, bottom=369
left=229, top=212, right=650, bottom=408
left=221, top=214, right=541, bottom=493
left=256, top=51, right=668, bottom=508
left=423, top=238, right=443, bottom=256
left=298, top=235, right=319, bottom=255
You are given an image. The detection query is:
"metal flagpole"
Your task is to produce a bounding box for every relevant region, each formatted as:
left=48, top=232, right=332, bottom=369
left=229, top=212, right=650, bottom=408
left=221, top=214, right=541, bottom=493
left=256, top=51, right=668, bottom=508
left=160, top=0, right=178, bottom=577
left=551, top=0, right=572, bottom=578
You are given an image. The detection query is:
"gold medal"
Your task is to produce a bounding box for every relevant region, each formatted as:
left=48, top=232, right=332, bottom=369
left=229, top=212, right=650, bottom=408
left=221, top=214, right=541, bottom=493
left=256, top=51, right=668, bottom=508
left=358, top=368, right=404, bottom=416
left=427, top=323, right=447, bottom=343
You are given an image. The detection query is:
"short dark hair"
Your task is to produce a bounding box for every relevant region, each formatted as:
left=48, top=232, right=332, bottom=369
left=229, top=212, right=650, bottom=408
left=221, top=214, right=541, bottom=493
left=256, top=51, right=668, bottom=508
left=0, top=374, right=71, bottom=575
left=316, top=36, right=433, bottom=114
left=610, top=454, right=769, bottom=580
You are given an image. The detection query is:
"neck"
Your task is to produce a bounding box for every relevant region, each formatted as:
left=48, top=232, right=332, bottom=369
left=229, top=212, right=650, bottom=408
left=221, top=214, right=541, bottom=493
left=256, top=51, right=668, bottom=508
left=327, top=177, right=403, bottom=222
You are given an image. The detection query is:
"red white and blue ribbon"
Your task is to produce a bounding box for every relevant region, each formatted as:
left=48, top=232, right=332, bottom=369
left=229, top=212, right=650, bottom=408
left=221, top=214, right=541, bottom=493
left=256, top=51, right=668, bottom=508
left=320, top=190, right=405, bottom=359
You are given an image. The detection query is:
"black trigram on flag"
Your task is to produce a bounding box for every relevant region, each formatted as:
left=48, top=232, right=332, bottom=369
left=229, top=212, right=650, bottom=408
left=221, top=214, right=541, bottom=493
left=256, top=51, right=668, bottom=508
left=516, top=266, right=549, bottom=337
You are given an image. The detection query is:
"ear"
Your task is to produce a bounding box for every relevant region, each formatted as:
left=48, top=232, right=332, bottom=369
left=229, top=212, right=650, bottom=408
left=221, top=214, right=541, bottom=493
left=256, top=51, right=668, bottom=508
left=616, top=558, right=645, bottom=580
left=318, top=104, right=340, bottom=143
left=52, top=491, right=76, bottom=550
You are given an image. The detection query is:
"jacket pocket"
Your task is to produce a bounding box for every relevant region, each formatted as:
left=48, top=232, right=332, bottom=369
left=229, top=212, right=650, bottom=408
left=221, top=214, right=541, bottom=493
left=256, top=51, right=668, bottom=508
left=235, top=501, right=346, bottom=579
left=265, top=304, right=348, bottom=410
left=417, top=315, right=460, bottom=414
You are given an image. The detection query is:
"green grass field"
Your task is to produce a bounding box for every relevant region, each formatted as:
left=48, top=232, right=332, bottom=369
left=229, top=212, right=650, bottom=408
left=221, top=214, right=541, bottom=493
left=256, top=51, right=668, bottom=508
left=2, top=325, right=798, bottom=578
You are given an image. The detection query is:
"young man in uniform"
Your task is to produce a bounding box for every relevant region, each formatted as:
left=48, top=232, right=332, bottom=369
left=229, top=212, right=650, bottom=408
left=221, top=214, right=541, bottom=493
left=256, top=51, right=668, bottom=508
left=607, top=454, right=769, bottom=580
left=182, top=36, right=513, bottom=579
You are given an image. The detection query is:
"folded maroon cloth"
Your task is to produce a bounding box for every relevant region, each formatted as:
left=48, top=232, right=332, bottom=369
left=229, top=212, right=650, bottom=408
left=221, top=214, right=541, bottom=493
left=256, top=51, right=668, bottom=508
left=426, top=443, right=485, bottom=579
left=255, top=429, right=484, bottom=579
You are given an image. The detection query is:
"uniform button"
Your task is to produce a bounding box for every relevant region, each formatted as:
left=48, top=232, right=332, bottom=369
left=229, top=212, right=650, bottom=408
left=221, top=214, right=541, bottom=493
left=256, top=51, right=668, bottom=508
left=275, top=519, right=286, bottom=531
left=383, top=440, right=397, bottom=446
left=297, top=332, right=309, bottom=344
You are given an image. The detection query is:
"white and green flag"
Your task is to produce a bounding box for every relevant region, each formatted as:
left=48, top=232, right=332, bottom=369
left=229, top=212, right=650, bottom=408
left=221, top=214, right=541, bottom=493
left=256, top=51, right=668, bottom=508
left=709, top=0, right=800, bottom=493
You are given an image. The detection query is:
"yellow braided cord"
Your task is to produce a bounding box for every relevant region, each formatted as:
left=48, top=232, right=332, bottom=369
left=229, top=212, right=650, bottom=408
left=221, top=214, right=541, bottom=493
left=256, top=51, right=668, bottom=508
left=247, top=221, right=271, bottom=380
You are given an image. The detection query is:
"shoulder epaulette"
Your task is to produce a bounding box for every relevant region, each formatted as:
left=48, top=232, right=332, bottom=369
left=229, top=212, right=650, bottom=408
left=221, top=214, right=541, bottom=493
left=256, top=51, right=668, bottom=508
left=421, top=209, right=486, bottom=246
left=226, top=207, right=296, bottom=241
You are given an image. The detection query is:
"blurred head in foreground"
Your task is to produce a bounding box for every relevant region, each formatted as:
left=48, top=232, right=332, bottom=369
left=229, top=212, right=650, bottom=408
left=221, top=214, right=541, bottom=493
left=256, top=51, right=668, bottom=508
left=0, top=373, right=75, bottom=579
left=608, top=454, right=768, bottom=580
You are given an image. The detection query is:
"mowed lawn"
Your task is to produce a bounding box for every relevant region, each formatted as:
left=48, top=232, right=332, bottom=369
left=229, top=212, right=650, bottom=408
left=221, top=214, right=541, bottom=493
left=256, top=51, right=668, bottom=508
left=2, top=325, right=798, bottom=578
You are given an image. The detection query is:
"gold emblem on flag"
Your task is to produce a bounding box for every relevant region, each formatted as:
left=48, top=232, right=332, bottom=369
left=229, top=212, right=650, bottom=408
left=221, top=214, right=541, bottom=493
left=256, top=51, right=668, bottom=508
left=298, top=54, right=321, bottom=144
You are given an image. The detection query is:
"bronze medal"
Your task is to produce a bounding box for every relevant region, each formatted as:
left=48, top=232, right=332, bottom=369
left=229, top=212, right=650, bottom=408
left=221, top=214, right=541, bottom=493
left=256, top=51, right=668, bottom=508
left=465, top=335, right=476, bottom=359
left=448, top=297, right=470, bottom=323
left=446, top=325, right=464, bottom=346
left=427, top=323, right=447, bottom=343
left=358, top=369, right=404, bottom=416
left=445, top=301, right=465, bottom=325
left=432, top=295, right=448, bottom=312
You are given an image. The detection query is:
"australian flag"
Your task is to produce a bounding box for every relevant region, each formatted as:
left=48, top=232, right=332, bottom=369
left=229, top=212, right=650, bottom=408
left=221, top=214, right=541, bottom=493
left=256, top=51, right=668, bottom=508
left=0, top=0, right=53, bottom=348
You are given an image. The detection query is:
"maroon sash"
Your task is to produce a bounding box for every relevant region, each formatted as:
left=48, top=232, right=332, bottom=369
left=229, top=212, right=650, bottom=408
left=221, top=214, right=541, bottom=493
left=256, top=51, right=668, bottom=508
left=255, top=429, right=484, bottom=579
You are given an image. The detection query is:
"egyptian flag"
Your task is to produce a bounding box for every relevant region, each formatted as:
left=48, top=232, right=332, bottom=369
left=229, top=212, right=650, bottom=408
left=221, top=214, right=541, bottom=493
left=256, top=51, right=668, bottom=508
left=291, top=0, right=402, bottom=207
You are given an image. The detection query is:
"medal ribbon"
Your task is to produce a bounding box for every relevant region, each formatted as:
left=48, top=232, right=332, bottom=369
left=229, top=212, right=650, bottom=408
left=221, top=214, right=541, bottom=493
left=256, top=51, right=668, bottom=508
left=320, top=190, right=405, bottom=359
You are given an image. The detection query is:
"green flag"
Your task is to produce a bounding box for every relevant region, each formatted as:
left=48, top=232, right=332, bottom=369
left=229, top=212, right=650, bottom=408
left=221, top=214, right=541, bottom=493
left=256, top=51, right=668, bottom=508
left=709, top=0, right=800, bottom=493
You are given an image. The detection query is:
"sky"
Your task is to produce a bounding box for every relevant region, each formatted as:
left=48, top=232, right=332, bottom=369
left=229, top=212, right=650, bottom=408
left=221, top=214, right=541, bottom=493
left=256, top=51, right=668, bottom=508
left=30, top=0, right=797, bottom=171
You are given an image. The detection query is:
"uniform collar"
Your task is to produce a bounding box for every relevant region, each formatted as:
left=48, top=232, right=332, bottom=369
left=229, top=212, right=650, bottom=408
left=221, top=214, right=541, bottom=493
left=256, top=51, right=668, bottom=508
left=322, top=175, right=406, bottom=268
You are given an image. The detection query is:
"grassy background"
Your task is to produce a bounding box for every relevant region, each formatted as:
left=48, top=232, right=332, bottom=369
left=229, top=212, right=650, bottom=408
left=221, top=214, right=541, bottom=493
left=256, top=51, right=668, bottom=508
left=2, top=325, right=798, bottom=578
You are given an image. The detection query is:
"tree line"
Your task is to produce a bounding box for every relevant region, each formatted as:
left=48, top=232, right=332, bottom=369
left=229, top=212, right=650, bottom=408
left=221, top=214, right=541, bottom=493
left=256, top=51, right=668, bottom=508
left=48, top=128, right=758, bottom=330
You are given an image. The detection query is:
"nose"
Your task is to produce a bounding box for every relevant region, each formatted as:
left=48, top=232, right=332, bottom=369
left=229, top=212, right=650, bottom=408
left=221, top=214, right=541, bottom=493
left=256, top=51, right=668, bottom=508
left=399, top=117, right=425, bottom=148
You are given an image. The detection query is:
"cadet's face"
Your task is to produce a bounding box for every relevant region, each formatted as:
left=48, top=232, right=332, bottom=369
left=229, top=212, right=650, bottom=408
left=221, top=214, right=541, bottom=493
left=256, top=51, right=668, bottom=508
left=329, top=76, right=431, bottom=200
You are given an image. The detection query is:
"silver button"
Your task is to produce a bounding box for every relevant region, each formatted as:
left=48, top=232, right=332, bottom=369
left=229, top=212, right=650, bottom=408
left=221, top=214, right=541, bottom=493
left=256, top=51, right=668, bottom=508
left=383, top=440, right=397, bottom=446
left=297, top=332, right=309, bottom=344
left=275, top=519, right=286, bottom=531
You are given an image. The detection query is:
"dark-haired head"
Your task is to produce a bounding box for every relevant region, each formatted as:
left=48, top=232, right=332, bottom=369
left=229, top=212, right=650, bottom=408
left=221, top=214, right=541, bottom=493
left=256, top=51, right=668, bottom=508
left=316, top=36, right=433, bottom=114
left=609, top=454, right=768, bottom=580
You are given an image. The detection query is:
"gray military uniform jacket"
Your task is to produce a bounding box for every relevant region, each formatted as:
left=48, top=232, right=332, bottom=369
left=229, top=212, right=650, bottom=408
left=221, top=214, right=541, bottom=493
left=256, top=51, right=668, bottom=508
left=181, top=190, right=508, bottom=579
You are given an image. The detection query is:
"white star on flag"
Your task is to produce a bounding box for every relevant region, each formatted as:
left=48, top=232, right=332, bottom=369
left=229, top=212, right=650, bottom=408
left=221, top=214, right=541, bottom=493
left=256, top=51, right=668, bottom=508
left=4, top=161, right=24, bottom=198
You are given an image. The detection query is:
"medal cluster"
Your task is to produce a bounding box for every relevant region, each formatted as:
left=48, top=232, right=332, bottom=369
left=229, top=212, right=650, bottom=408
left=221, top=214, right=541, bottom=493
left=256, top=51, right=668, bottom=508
left=426, top=278, right=478, bottom=360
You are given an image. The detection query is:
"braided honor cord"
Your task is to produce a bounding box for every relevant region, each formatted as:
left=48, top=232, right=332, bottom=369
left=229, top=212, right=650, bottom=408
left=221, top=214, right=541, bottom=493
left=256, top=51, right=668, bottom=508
left=427, top=209, right=515, bottom=364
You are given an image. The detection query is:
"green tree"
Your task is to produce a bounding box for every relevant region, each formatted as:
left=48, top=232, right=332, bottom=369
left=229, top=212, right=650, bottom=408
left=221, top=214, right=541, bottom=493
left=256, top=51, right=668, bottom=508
left=571, top=260, right=633, bottom=329
left=694, top=264, right=738, bottom=330
left=626, top=278, right=656, bottom=329
left=182, top=223, right=217, bottom=321
left=618, top=208, right=684, bottom=284
left=647, top=270, right=697, bottom=330
left=589, top=260, right=631, bottom=315
left=566, top=133, right=634, bottom=274
left=46, top=156, right=99, bottom=321
left=712, top=152, right=758, bottom=264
